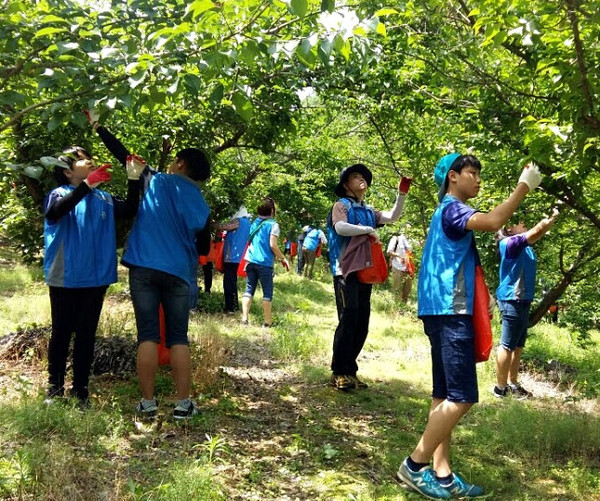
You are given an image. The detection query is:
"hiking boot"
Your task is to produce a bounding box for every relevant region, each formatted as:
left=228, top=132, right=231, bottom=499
left=136, top=399, right=158, bottom=419
left=351, top=375, right=369, bottom=389
left=173, top=399, right=198, bottom=420
left=492, top=385, right=509, bottom=398
left=396, top=458, right=451, bottom=499
left=329, top=374, right=355, bottom=391
left=509, top=383, right=532, bottom=400
left=444, top=473, right=484, bottom=498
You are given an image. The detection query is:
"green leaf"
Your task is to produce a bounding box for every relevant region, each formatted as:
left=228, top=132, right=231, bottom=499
left=40, top=14, right=69, bottom=24
left=289, top=0, right=308, bottom=18
left=23, top=166, right=44, bottom=180
left=338, top=39, right=351, bottom=61
left=57, top=41, right=79, bottom=54
left=167, top=79, right=180, bottom=94
left=232, top=91, right=253, bottom=121
left=184, top=74, right=202, bottom=94
left=317, top=39, right=332, bottom=64
left=186, top=0, right=216, bottom=20
left=209, top=83, right=224, bottom=106
left=34, top=27, right=67, bottom=38
left=39, top=156, right=68, bottom=168
left=128, top=71, right=146, bottom=89
left=0, top=90, right=26, bottom=106
left=374, top=8, right=398, bottom=16
left=320, top=0, right=335, bottom=13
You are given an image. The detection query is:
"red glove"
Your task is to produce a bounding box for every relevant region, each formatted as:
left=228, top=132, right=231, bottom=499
left=399, top=176, right=412, bottom=194
left=281, top=259, right=290, bottom=271
left=87, top=163, right=112, bottom=186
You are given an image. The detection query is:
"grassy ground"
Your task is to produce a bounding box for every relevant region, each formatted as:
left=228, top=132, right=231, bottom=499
left=0, top=254, right=599, bottom=500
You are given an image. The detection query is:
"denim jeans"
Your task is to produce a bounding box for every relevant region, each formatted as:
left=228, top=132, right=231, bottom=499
left=497, top=300, right=531, bottom=350
left=422, top=315, right=478, bottom=403
left=129, top=265, right=190, bottom=346
left=243, top=262, right=274, bottom=301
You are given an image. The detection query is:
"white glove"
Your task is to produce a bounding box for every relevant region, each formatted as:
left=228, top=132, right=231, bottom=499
left=84, top=109, right=100, bottom=130
left=518, top=163, right=542, bottom=191
left=126, top=154, right=146, bottom=180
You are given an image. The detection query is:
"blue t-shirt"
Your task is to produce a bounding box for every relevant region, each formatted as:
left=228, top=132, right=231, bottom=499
left=496, top=234, right=536, bottom=301
left=418, top=195, right=478, bottom=316
left=122, top=173, right=210, bottom=284
left=247, top=218, right=280, bottom=267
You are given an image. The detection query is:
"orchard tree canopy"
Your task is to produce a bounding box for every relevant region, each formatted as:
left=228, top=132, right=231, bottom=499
left=2, top=0, right=600, bottom=331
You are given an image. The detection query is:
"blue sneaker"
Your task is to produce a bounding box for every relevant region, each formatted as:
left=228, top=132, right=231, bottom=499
left=397, top=458, right=451, bottom=499
left=445, top=472, right=484, bottom=497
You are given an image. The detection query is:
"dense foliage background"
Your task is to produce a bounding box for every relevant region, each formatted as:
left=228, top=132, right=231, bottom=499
left=2, top=0, right=600, bottom=332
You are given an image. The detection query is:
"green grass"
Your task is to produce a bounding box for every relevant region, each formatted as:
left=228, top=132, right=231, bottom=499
left=1, top=257, right=600, bottom=499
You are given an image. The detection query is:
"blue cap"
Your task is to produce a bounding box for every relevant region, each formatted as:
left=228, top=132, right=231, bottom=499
left=434, top=153, right=461, bottom=201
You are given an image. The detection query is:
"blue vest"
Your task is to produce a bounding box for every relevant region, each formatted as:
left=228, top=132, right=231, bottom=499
left=44, top=185, right=117, bottom=288
left=247, top=218, right=277, bottom=267
left=496, top=238, right=536, bottom=301
left=122, top=173, right=210, bottom=284
left=327, top=198, right=376, bottom=276
left=223, top=217, right=251, bottom=263
left=303, top=228, right=323, bottom=252
left=418, top=196, right=476, bottom=316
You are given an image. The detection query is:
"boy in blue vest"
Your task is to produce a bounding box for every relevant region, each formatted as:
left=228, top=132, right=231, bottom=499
left=327, top=164, right=411, bottom=390
left=396, top=154, right=541, bottom=499
left=494, top=207, right=558, bottom=399
left=122, top=151, right=211, bottom=420
left=87, top=111, right=211, bottom=420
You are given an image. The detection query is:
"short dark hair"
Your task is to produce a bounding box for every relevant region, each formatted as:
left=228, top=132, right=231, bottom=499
left=257, top=197, right=275, bottom=217
left=54, top=146, right=92, bottom=185
left=176, top=148, right=211, bottom=181
left=443, top=154, right=482, bottom=193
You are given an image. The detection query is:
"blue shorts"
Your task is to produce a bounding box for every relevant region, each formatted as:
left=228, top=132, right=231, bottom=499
left=129, top=266, right=190, bottom=347
left=422, top=315, right=478, bottom=403
left=243, top=262, right=274, bottom=301
left=497, top=300, right=531, bottom=350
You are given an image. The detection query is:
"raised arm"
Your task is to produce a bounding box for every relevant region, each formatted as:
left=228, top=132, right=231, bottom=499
left=525, top=208, right=559, bottom=245
left=378, top=177, right=412, bottom=224
left=85, top=109, right=130, bottom=166
left=466, top=164, right=541, bottom=232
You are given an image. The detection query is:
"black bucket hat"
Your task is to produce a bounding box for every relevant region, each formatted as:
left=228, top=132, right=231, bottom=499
left=334, top=163, right=373, bottom=197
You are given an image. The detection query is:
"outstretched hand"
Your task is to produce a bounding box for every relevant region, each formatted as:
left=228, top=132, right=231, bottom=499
left=488, top=294, right=495, bottom=318
left=281, top=258, right=290, bottom=271
left=86, top=163, right=111, bottom=187
left=126, top=154, right=146, bottom=180
left=83, top=109, right=100, bottom=130
left=399, top=176, right=412, bottom=194
left=518, top=162, right=542, bottom=192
